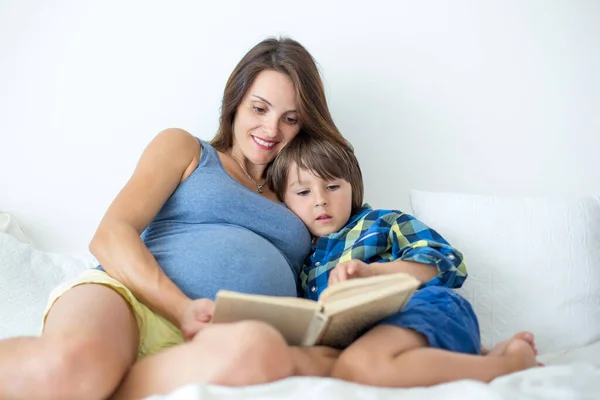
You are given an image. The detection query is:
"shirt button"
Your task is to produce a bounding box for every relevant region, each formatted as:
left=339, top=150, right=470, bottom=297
left=448, top=254, right=456, bottom=261
left=311, top=286, right=317, bottom=293
left=315, top=262, right=321, bottom=267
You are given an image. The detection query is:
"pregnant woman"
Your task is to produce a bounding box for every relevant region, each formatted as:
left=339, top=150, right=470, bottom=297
left=0, top=37, right=348, bottom=400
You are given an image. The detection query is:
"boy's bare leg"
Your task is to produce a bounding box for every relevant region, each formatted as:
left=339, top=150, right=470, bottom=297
left=112, top=321, right=339, bottom=400
left=331, top=326, right=538, bottom=388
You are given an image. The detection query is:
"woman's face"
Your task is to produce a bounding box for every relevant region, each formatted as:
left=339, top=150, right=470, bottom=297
left=231, top=70, right=301, bottom=166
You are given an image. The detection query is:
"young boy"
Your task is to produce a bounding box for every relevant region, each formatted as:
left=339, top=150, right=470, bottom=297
left=267, top=135, right=539, bottom=387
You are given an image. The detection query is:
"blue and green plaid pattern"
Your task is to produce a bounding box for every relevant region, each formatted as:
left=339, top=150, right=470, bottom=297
left=301, top=204, right=468, bottom=300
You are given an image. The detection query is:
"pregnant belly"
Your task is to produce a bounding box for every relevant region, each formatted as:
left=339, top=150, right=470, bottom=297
left=144, top=224, right=298, bottom=300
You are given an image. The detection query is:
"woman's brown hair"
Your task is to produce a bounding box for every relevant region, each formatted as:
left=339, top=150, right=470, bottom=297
left=211, top=37, right=348, bottom=153
left=267, top=135, right=364, bottom=215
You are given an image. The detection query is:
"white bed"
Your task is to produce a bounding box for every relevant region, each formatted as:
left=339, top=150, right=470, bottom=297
left=2, top=190, right=600, bottom=399
left=147, top=355, right=600, bottom=400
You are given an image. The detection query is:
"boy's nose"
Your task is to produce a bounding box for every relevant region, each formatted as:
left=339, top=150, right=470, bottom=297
left=315, top=194, right=328, bottom=207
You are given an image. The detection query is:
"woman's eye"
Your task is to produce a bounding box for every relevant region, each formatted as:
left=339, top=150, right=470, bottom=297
left=327, top=185, right=340, bottom=191
left=284, top=115, right=298, bottom=125
left=253, top=106, right=266, bottom=114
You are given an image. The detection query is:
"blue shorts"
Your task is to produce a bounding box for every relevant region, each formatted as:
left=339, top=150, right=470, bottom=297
left=376, top=286, right=481, bottom=355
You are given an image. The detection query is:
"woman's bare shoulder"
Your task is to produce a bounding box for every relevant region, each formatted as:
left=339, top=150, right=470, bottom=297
left=151, top=128, right=203, bottom=182
left=154, top=128, right=200, bottom=149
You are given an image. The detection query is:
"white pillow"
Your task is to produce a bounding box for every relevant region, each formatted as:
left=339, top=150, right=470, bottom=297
left=409, top=190, right=600, bottom=354
left=0, top=231, right=93, bottom=339
left=0, top=213, right=30, bottom=244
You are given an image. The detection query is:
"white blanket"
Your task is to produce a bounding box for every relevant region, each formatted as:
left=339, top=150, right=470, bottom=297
left=148, top=343, right=600, bottom=400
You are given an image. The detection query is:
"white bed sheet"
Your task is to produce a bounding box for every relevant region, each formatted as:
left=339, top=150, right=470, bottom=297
left=148, top=341, right=600, bottom=400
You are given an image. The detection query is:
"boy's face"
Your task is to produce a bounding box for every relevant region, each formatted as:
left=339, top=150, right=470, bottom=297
left=283, top=163, right=353, bottom=237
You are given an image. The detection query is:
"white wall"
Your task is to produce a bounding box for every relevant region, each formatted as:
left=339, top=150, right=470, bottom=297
left=1, top=0, right=599, bottom=255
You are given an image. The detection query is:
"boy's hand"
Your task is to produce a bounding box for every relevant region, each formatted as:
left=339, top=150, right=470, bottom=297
left=179, top=298, right=215, bottom=341
left=328, top=260, right=374, bottom=285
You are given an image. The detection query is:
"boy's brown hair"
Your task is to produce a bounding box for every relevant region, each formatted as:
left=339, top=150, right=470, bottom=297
left=267, top=135, right=364, bottom=214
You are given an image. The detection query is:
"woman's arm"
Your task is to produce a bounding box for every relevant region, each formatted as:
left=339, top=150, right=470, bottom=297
left=89, top=128, right=201, bottom=327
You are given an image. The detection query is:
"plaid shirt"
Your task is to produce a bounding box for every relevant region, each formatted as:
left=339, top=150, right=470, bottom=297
left=301, top=204, right=468, bottom=300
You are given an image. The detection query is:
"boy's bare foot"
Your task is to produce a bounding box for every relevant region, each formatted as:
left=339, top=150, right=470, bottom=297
left=487, top=332, right=538, bottom=356
left=487, top=333, right=540, bottom=371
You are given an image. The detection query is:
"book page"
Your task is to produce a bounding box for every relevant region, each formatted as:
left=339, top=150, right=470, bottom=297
left=301, top=313, right=329, bottom=346
left=215, top=290, right=317, bottom=308
left=316, top=274, right=419, bottom=348
left=211, top=290, right=320, bottom=346
left=318, top=289, right=415, bottom=348
left=319, top=273, right=419, bottom=304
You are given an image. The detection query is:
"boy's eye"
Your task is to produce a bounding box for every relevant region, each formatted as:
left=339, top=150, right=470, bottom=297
left=253, top=105, right=266, bottom=114
left=297, top=190, right=310, bottom=196
left=326, top=185, right=340, bottom=191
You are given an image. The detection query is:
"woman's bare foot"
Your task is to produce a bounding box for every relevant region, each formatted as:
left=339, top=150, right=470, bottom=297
left=487, top=333, right=540, bottom=371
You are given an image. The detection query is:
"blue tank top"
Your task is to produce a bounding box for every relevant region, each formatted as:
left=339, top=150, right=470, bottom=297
left=100, top=139, right=311, bottom=300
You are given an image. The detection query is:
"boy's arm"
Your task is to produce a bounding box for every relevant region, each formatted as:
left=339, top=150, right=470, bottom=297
left=327, top=210, right=467, bottom=288
left=387, top=213, right=467, bottom=288
left=369, top=259, right=437, bottom=283
left=327, top=259, right=436, bottom=285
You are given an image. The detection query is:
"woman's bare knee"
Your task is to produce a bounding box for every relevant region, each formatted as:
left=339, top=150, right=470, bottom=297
left=196, top=321, right=295, bottom=386
left=33, top=284, right=139, bottom=398
left=41, top=337, right=109, bottom=394
left=110, top=321, right=294, bottom=399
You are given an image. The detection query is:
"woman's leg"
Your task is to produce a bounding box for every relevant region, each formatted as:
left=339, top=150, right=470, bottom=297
left=112, top=320, right=340, bottom=399
left=112, top=321, right=290, bottom=399
left=289, top=345, right=341, bottom=377
left=113, top=321, right=338, bottom=399
left=331, top=326, right=537, bottom=387
left=0, top=284, right=139, bottom=400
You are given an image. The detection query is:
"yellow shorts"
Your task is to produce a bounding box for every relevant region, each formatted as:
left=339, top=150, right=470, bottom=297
left=43, top=269, right=184, bottom=359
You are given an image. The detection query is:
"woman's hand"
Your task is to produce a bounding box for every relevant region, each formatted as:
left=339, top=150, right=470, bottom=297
left=179, top=298, right=216, bottom=341
left=328, top=260, right=374, bottom=285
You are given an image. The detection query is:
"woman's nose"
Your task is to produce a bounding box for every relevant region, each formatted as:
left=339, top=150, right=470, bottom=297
left=262, top=115, right=279, bottom=137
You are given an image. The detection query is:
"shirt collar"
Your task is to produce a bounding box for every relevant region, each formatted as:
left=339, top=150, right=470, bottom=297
left=346, top=203, right=373, bottom=226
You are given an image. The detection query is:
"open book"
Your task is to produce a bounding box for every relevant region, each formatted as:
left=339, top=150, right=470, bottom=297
left=211, top=273, right=420, bottom=349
